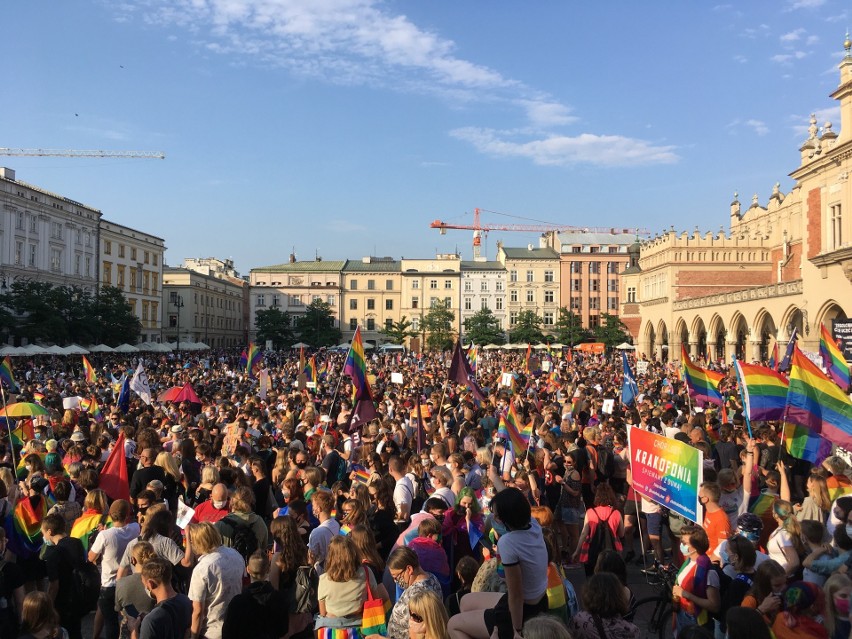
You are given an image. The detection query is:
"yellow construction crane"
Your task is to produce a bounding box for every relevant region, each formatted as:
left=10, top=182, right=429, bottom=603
left=0, top=148, right=165, bottom=159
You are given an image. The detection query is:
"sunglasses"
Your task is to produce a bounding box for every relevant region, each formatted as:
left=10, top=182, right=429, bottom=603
left=409, top=612, right=423, bottom=624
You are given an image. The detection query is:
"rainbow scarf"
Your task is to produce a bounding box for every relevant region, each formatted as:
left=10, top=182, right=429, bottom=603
left=6, top=496, right=49, bottom=558
left=681, top=345, right=724, bottom=405
left=0, top=357, right=18, bottom=392
left=820, top=323, right=850, bottom=390
left=677, top=554, right=711, bottom=623
left=70, top=510, right=113, bottom=551
left=82, top=356, right=97, bottom=384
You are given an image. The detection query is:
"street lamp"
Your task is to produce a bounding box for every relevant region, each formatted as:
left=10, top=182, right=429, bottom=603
left=173, top=294, right=184, bottom=356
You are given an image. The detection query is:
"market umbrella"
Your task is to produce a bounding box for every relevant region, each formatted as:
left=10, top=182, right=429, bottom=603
left=615, top=342, right=636, bottom=350
left=0, top=402, right=49, bottom=418
left=157, top=386, right=184, bottom=403
left=158, top=383, right=201, bottom=404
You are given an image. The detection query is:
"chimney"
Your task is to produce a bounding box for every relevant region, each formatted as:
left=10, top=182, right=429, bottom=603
left=0, top=168, right=15, bottom=181
left=289, top=253, right=296, bottom=264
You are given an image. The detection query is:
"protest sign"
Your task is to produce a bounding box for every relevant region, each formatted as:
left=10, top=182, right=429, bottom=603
left=601, top=399, right=615, bottom=414
left=636, top=361, right=649, bottom=376
left=391, top=372, right=404, bottom=384
left=628, top=426, right=703, bottom=522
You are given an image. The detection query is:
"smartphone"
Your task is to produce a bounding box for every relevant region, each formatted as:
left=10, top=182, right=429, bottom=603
left=124, top=604, right=140, bottom=619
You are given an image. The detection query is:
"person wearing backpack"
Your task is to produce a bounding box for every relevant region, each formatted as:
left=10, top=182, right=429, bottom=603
left=572, top=484, right=623, bottom=576
left=40, top=513, right=86, bottom=639
left=214, top=486, right=268, bottom=563
left=221, top=551, right=289, bottom=639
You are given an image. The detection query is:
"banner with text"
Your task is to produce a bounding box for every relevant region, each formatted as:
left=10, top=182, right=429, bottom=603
left=628, top=426, right=703, bottom=523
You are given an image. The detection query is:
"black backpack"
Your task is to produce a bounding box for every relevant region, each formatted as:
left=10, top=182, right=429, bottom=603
left=585, top=508, right=616, bottom=569
left=596, top=447, right=616, bottom=482
left=220, top=515, right=259, bottom=563
left=72, top=560, right=101, bottom=613
left=290, top=565, right=319, bottom=615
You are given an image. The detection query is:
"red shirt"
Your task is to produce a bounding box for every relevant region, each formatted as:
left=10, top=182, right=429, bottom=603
left=192, top=501, right=228, bottom=524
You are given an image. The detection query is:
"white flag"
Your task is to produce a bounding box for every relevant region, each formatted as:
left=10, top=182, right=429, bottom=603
left=259, top=369, right=269, bottom=400
left=130, top=362, right=152, bottom=405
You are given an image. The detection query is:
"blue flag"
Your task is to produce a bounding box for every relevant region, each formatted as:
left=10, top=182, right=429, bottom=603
left=117, top=376, right=130, bottom=413
left=621, top=351, right=639, bottom=406
left=778, top=326, right=798, bottom=373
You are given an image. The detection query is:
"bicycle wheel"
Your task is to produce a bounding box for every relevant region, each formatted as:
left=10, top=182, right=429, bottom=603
left=632, top=596, right=674, bottom=639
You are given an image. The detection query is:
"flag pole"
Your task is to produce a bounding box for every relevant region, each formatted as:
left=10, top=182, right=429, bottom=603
left=0, top=385, right=16, bottom=472
left=327, top=342, right=354, bottom=419
left=731, top=357, right=754, bottom=439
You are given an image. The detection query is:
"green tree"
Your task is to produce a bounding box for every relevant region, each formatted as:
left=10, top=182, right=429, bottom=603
left=93, top=285, right=142, bottom=346
left=463, top=308, right=505, bottom=345
left=553, top=307, right=592, bottom=346
left=296, top=300, right=341, bottom=347
left=508, top=310, right=545, bottom=344
left=594, top=313, right=631, bottom=349
left=255, top=307, right=295, bottom=349
left=422, top=300, right=455, bottom=351
left=8, top=280, right=70, bottom=344
left=381, top=316, right=417, bottom=345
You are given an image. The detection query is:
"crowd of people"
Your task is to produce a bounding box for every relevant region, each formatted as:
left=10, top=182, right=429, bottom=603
left=0, top=345, right=849, bottom=639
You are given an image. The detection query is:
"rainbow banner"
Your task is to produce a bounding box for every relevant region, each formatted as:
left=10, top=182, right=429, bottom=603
left=246, top=343, right=262, bottom=378
left=352, top=467, right=371, bottom=485
left=734, top=361, right=789, bottom=422
left=0, top=357, right=18, bottom=392
left=497, top=403, right=532, bottom=455
left=468, top=346, right=478, bottom=373
left=820, top=323, right=851, bottom=390
left=304, top=356, right=318, bottom=385
left=82, top=356, right=97, bottom=384
left=681, top=344, right=724, bottom=406
left=344, top=326, right=371, bottom=400
left=628, top=426, right=703, bottom=523
left=5, top=496, right=49, bottom=558
left=784, top=347, right=852, bottom=451
left=784, top=421, right=833, bottom=465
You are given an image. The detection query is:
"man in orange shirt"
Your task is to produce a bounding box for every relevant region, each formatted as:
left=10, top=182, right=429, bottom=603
left=700, top=482, right=732, bottom=561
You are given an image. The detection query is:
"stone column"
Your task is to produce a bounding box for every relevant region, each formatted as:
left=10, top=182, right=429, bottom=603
left=750, top=340, right=762, bottom=363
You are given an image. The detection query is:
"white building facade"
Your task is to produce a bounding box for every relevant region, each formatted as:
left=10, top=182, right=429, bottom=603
left=459, top=260, right=507, bottom=336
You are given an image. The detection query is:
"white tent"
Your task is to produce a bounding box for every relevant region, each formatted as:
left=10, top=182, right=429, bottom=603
left=114, top=343, right=139, bottom=353
left=194, top=342, right=211, bottom=350
left=549, top=343, right=566, bottom=349
left=88, top=344, right=115, bottom=353
left=62, top=344, right=90, bottom=355
left=0, top=346, right=25, bottom=356
left=43, top=345, right=66, bottom=355
left=615, top=342, right=636, bottom=350
left=482, top=344, right=502, bottom=350
left=22, top=344, right=48, bottom=355
left=533, top=344, right=550, bottom=350
left=291, top=342, right=310, bottom=349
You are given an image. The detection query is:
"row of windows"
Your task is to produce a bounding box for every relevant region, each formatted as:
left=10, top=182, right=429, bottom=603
left=464, top=297, right=504, bottom=311
left=463, top=280, right=506, bottom=292
left=570, top=279, right=618, bottom=292
left=103, top=240, right=159, bottom=265
left=508, top=270, right=555, bottom=283
left=257, top=294, right=335, bottom=308
left=103, top=263, right=159, bottom=293
left=350, top=279, right=394, bottom=291
left=570, top=262, right=623, bottom=275
left=349, top=298, right=394, bottom=311
left=13, top=213, right=96, bottom=247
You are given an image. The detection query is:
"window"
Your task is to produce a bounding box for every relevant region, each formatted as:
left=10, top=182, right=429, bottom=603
left=480, top=298, right=488, bottom=310
left=831, top=204, right=843, bottom=250
left=104, top=240, right=112, bottom=255
left=444, top=297, right=452, bottom=308
left=118, top=244, right=125, bottom=258
left=526, top=270, right=533, bottom=283
left=51, top=223, right=62, bottom=240
left=590, top=297, right=600, bottom=310
left=608, top=246, right=619, bottom=254
left=350, top=299, right=358, bottom=310
left=571, top=297, right=582, bottom=310
left=143, top=271, right=150, bottom=293
left=571, top=279, right=582, bottom=292
left=526, top=290, right=534, bottom=303
left=14, top=241, right=22, bottom=266
left=141, top=301, right=149, bottom=321
left=153, top=254, right=158, bottom=266
left=543, top=312, right=554, bottom=325
left=385, top=318, right=393, bottom=330
left=510, top=290, right=518, bottom=303
left=495, top=297, right=503, bottom=310
left=510, top=270, right=518, bottom=282
left=386, top=279, right=393, bottom=291
left=608, top=279, right=619, bottom=292
left=544, top=290, right=554, bottom=303
left=85, top=256, right=91, bottom=276
left=590, top=279, right=600, bottom=292
left=327, top=295, right=335, bottom=306
left=15, top=212, right=23, bottom=230
left=571, top=261, right=581, bottom=274
left=411, top=280, right=419, bottom=289
left=367, top=299, right=375, bottom=310
left=118, top=267, right=125, bottom=288
left=144, top=251, right=150, bottom=264
left=367, top=280, right=375, bottom=290
left=430, top=280, right=438, bottom=289
left=102, top=261, right=111, bottom=283
left=257, top=294, right=265, bottom=307
left=50, top=249, right=62, bottom=272
left=349, top=318, right=358, bottom=330
left=30, top=217, right=37, bottom=233
left=589, top=314, right=600, bottom=328
left=385, top=299, right=393, bottom=310
left=350, top=279, right=358, bottom=290
left=590, top=246, right=600, bottom=253
left=496, top=281, right=504, bottom=292
left=572, top=247, right=581, bottom=253
left=464, top=297, right=472, bottom=310
left=430, top=297, right=439, bottom=308
left=366, top=318, right=375, bottom=331
left=151, top=273, right=158, bottom=294
left=272, top=295, right=280, bottom=307
left=169, top=315, right=177, bottom=328
left=510, top=311, right=518, bottom=326
left=412, top=296, right=419, bottom=309
left=480, top=280, right=488, bottom=292
left=589, top=262, right=600, bottom=275
left=608, top=297, right=619, bottom=311
left=544, top=270, right=554, bottom=282
left=151, top=302, right=158, bottom=323
left=411, top=316, right=420, bottom=331
left=627, top=287, right=637, bottom=303
left=131, top=248, right=137, bottom=260
left=444, top=280, right=452, bottom=289
left=607, top=261, right=620, bottom=275
left=290, top=295, right=302, bottom=306
left=29, top=244, right=37, bottom=267
left=464, top=280, right=472, bottom=292
left=85, top=233, right=91, bottom=248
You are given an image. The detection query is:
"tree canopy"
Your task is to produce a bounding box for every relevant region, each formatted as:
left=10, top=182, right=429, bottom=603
left=508, top=310, right=545, bottom=344
left=422, top=300, right=455, bottom=351
left=463, top=308, right=505, bottom=345
left=295, top=300, right=341, bottom=347
left=594, top=313, right=632, bottom=349
left=255, top=307, right=295, bottom=350
left=553, top=307, right=592, bottom=346
left=381, top=316, right=417, bottom=345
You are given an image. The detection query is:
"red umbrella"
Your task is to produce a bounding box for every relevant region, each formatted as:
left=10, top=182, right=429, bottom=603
left=157, top=384, right=201, bottom=404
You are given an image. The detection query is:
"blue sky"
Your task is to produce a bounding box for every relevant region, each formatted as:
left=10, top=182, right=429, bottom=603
left=2, top=1, right=849, bottom=273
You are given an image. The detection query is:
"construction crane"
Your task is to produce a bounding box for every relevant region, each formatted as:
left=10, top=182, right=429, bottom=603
left=431, top=207, right=649, bottom=259
left=0, top=148, right=165, bottom=159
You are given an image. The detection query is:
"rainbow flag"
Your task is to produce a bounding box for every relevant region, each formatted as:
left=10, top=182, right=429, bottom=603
left=70, top=511, right=113, bottom=551
left=826, top=475, right=852, bottom=502
left=468, top=346, right=478, bottom=373
left=735, top=361, right=789, bottom=422
left=16, top=451, right=45, bottom=479
left=497, top=403, right=532, bottom=454
left=784, top=422, right=833, bottom=465
left=10, top=419, right=34, bottom=447
left=318, top=359, right=328, bottom=379
left=82, top=356, right=97, bottom=384
left=339, top=524, right=352, bottom=536
left=0, top=357, right=18, bottom=392
left=768, top=342, right=780, bottom=371
left=344, top=326, right=371, bottom=400
left=352, top=467, right=371, bottom=485
left=246, top=343, right=262, bottom=378
left=820, top=323, right=851, bottom=390
left=80, top=396, right=104, bottom=422
left=32, top=391, right=44, bottom=404
left=5, top=496, right=49, bottom=558
left=304, top=356, right=318, bottom=385
left=784, top=347, right=852, bottom=451
left=748, top=492, right=776, bottom=517
left=681, top=345, right=724, bottom=406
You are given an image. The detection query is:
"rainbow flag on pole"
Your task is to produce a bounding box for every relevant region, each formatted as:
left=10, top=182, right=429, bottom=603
left=0, top=357, right=18, bottom=392
left=497, top=402, right=532, bottom=454
left=82, top=356, right=97, bottom=384
left=80, top=396, right=104, bottom=422
left=246, top=343, right=262, bottom=378
left=820, top=323, right=851, bottom=390
left=304, top=356, right=318, bottom=385
left=784, top=422, right=833, bottom=465
left=344, top=326, right=372, bottom=400
left=681, top=345, right=724, bottom=405
left=468, top=346, right=478, bottom=373
left=734, top=361, right=789, bottom=422
left=784, top=347, right=852, bottom=451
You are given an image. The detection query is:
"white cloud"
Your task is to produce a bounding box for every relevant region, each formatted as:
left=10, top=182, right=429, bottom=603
left=745, top=119, right=769, bottom=135
left=733, top=54, right=748, bottom=64
left=791, top=106, right=841, bottom=137
left=741, top=24, right=770, bottom=39
left=786, top=0, right=826, bottom=9
left=806, top=35, right=820, bottom=45
left=518, top=99, right=578, bottom=127
left=450, top=128, right=678, bottom=168
left=780, top=28, right=805, bottom=42
left=771, top=50, right=808, bottom=63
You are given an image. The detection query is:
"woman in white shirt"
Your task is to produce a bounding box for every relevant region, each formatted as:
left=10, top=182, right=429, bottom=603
left=767, top=499, right=804, bottom=577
